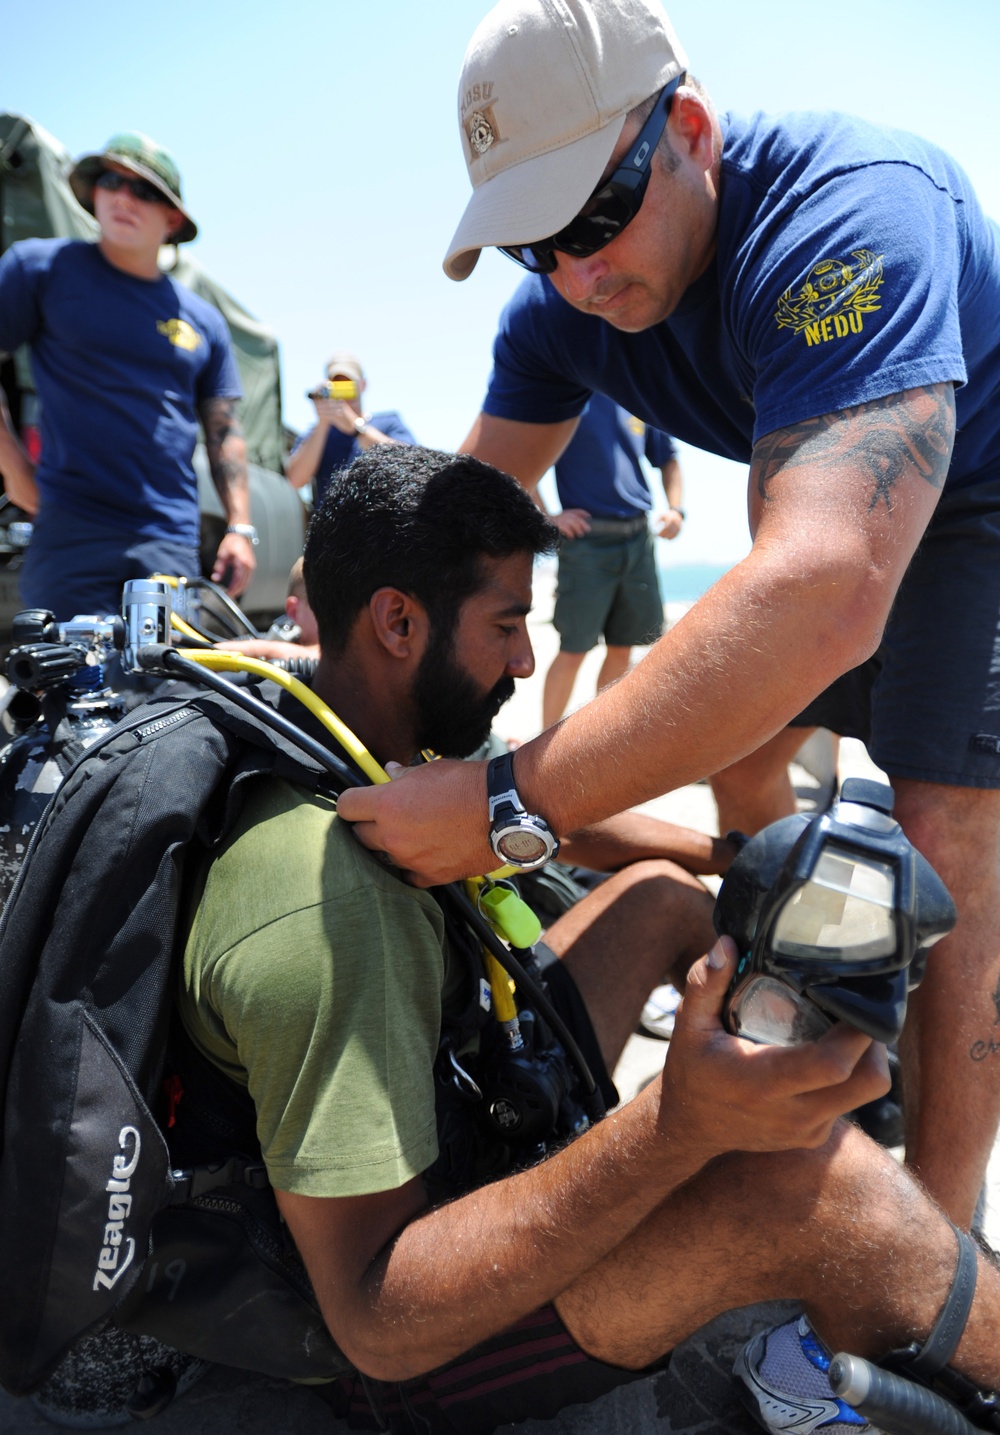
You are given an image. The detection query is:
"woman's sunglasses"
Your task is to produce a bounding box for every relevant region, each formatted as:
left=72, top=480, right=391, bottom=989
left=500, top=73, right=682, bottom=275
left=95, top=170, right=171, bottom=206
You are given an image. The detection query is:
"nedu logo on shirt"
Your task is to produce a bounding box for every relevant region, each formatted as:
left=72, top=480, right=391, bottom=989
left=156, top=318, right=204, bottom=353
left=775, top=249, right=885, bottom=348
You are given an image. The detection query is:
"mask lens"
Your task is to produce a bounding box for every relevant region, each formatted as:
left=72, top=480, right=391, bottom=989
left=772, top=851, right=896, bottom=962
left=728, top=974, right=833, bottom=1046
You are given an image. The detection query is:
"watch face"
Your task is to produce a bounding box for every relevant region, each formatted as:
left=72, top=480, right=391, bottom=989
left=497, top=827, right=548, bottom=863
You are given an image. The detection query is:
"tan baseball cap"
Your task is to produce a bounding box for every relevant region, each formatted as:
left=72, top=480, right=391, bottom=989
left=324, top=351, right=365, bottom=385
left=444, top=0, right=686, bottom=281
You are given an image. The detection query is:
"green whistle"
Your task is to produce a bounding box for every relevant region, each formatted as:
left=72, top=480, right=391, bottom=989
left=479, top=885, right=542, bottom=949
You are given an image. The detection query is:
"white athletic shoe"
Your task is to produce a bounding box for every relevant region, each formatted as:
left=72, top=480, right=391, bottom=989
left=640, top=983, right=682, bottom=1040
left=735, top=1315, right=876, bottom=1433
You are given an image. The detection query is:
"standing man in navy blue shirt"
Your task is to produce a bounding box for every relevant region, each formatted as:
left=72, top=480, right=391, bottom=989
left=539, top=392, right=683, bottom=727
left=0, top=132, right=255, bottom=620
left=339, top=0, right=1000, bottom=1257
left=286, top=351, right=415, bottom=509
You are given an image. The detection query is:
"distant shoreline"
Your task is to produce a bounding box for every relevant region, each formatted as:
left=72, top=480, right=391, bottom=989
left=656, top=560, right=733, bottom=604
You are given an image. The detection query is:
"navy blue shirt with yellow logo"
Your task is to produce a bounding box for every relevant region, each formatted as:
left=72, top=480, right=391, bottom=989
left=554, top=393, right=676, bottom=518
left=484, top=111, right=1000, bottom=493
left=0, top=238, right=242, bottom=543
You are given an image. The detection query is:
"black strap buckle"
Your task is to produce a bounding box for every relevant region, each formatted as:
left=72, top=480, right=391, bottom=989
left=169, top=1157, right=269, bottom=1204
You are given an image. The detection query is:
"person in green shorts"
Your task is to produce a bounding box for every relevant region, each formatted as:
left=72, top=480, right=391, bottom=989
left=537, top=392, right=683, bottom=728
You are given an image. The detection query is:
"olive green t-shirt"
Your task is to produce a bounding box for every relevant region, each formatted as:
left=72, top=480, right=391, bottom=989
left=178, top=778, right=462, bottom=1199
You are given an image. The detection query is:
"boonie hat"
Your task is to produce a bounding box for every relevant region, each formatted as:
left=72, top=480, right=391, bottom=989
left=444, top=0, right=686, bottom=281
left=324, top=351, right=365, bottom=386
left=69, top=131, right=198, bottom=244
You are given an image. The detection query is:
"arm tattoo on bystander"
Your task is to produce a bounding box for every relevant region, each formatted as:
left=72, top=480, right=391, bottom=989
left=201, top=396, right=249, bottom=502
left=751, top=384, right=956, bottom=513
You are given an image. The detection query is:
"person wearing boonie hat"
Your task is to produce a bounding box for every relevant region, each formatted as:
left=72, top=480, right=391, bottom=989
left=0, top=129, right=257, bottom=619
left=68, top=129, right=199, bottom=244
left=286, top=347, right=416, bottom=509
left=339, top=1, right=1000, bottom=1416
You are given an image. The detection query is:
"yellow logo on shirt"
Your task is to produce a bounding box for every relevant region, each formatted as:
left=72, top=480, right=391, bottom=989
left=156, top=318, right=203, bottom=353
left=626, top=415, right=646, bottom=439
left=775, top=249, right=884, bottom=347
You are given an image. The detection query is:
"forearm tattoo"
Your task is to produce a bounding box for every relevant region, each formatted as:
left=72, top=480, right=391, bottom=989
left=201, top=397, right=248, bottom=498
left=751, top=384, right=955, bottom=513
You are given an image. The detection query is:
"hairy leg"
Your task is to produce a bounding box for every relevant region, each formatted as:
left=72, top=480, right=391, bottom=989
left=545, top=859, right=716, bottom=1068
left=556, top=1119, right=1000, bottom=1387
left=893, top=777, right=1000, bottom=1227
left=542, top=649, right=588, bottom=729
left=709, top=725, right=817, bottom=835
left=596, top=644, right=632, bottom=694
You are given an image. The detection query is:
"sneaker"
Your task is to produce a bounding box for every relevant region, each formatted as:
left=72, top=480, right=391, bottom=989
left=735, top=1315, right=875, bottom=1433
left=640, top=983, right=682, bottom=1040
left=31, top=1326, right=209, bottom=1428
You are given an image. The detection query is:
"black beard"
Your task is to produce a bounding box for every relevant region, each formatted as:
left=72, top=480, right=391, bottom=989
left=411, top=623, right=516, bottom=759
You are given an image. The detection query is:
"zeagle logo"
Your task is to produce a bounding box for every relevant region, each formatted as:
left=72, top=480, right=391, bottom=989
left=462, top=81, right=504, bottom=162
left=92, top=1126, right=140, bottom=1292
left=775, top=249, right=885, bottom=347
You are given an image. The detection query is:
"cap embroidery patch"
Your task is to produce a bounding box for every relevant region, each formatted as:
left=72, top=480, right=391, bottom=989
left=468, top=111, right=497, bottom=155
left=775, top=249, right=884, bottom=347
left=462, top=81, right=503, bottom=164
left=156, top=319, right=203, bottom=353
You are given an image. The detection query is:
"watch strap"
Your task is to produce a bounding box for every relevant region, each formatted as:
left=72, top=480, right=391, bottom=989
left=487, top=752, right=523, bottom=823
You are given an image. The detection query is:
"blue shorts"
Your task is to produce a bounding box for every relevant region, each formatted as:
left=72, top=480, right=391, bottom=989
left=553, top=523, right=664, bottom=652
left=20, top=509, right=200, bottom=623
left=792, top=471, right=1000, bottom=788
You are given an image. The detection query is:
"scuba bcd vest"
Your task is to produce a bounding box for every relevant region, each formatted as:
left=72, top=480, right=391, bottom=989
left=0, top=678, right=369, bottom=1394
left=0, top=673, right=600, bottom=1397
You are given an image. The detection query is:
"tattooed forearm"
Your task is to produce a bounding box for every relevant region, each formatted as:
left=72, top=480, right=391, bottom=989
left=201, top=398, right=249, bottom=505
left=201, top=396, right=242, bottom=450
left=752, top=384, right=955, bottom=512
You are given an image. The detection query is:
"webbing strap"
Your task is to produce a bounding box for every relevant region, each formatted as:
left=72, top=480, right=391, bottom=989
left=907, top=1226, right=979, bottom=1381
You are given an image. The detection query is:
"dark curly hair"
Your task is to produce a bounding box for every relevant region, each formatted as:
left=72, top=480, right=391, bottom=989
left=304, top=445, right=558, bottom=653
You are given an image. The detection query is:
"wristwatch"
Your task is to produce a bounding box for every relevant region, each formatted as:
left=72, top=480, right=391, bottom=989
left=225, top=523, right=259, bottom=545
left=353, top=415, right=369, bottom=436
left=670, top=507, right=686, bottom=521
left=486, top=752, right=559, bottom=870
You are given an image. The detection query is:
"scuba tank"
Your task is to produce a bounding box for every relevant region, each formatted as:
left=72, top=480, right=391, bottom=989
left=0, top=610, right=129, bottom=905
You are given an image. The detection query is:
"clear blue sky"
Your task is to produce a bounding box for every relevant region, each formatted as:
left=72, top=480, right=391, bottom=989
left=4, top=0, right=998, bottom=563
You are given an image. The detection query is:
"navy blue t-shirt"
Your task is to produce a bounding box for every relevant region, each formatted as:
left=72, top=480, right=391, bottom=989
left=0, top=238, right=242, bottom=544
left=292, top=412, right=416, bottom=508
left=484, top=111, right=1000, bottom=494
left=554, top=393, right=676, bottom=517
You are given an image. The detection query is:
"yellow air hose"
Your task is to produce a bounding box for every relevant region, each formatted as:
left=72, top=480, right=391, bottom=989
left=177, top=647, right=544, bottom=1041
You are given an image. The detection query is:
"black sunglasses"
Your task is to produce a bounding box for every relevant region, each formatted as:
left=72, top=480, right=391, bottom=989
left=95, top=170, right=171, bottom=206
left=500, top=73, right=682, bottom=275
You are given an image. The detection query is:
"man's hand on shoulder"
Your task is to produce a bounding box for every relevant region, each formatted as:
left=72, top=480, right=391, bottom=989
left=661, top=937, right=890, bottom=1162
left=337, top=758, right=496, bottom=885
